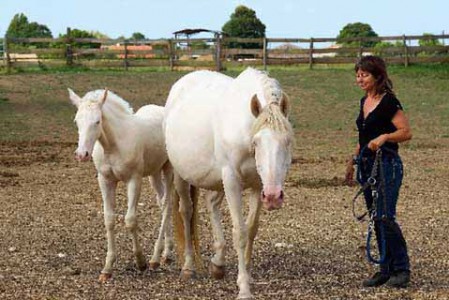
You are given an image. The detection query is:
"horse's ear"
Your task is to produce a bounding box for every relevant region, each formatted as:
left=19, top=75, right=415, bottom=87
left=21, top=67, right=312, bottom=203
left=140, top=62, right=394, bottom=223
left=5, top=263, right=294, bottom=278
left=68, top=88, right=81, bottom=107
left=250, top=94, right=262, bottom=117
left=280, top=92, right=290, bottom=117
left=99, top=88, right=108, bottom=107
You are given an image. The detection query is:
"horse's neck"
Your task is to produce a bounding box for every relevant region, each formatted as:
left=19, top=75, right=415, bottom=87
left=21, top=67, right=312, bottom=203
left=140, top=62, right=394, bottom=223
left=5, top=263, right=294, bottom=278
left=98, top=110, right=131, bottom=152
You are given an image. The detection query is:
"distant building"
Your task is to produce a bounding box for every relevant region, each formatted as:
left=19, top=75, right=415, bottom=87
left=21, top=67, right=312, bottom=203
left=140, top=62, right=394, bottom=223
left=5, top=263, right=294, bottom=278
left=101, top=44, right=155, bottom=59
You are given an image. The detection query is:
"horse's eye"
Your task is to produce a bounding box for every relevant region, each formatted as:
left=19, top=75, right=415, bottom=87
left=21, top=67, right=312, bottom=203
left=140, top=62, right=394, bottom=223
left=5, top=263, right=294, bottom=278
left=95, top=121, right=100, bottom=125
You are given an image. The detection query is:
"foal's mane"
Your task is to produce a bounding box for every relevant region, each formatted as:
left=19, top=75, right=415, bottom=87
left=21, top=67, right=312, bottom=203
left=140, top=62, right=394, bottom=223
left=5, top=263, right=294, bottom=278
left=84, top=89, right=134, bottom=115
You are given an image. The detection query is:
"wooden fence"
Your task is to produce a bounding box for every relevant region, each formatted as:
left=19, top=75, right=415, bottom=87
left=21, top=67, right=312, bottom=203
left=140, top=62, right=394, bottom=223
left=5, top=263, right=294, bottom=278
left=1, top=33, right=449, bottom=72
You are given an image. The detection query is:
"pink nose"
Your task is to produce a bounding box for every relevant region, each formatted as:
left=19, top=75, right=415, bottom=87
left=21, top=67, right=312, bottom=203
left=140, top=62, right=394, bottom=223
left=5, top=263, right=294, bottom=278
left=261, top=188, right=284, bottom=211
left=75, top=149, right=90, bottom=162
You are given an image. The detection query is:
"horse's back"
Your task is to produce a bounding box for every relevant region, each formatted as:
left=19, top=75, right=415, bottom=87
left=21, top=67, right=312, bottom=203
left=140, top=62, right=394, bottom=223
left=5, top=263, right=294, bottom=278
left=164, top=70, right=258, bottom=189
left=93, top=103, right=167, bottom=180
left=164, top=71, right=236, bottom=189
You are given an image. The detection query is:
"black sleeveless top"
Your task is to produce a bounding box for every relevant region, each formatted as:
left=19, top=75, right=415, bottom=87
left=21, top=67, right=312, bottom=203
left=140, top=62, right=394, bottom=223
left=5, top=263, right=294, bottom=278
left=356, top=93, right=403, bottom=155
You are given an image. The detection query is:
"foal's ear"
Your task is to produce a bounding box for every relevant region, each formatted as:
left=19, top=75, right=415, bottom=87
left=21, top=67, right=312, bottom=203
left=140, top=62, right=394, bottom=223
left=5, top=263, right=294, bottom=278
left=250, top=94, right=262, bottom=117
left=98, top=88, right=108, bottom=107
left=280, top=92, right=290, bottom=117
left=68, top=88, right=81, bottom=107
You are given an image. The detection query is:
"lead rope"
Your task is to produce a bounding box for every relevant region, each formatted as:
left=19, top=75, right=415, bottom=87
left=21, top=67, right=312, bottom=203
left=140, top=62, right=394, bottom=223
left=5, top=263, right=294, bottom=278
left=352, top=148, right=387, bottom=265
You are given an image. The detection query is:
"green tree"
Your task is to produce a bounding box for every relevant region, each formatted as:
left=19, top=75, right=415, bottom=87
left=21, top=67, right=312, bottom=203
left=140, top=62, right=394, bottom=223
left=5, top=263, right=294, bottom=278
left=58, top=29, right=100, bottom=49
left=131, top=32, right=146, bottom=41
left=6, top=13, right=52, bottom=38
left=419, top=33, right=442, bottom=47
left=222, top=5, right=266, bottom=49
left=90, top=30, right=110, bottom=39
left=337, top=22, right=378, bottom=47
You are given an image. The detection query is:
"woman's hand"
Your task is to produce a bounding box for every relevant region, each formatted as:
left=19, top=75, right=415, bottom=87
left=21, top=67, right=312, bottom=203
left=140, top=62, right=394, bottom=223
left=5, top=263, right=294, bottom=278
left=344, top=157, right=356, bottom=186
left=368, top=134, right=389, bottom=151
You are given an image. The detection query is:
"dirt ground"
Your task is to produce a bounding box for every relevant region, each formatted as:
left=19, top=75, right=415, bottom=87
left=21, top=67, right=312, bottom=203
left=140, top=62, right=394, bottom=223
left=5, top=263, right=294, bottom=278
left=1, top=71, right=449, bottom=299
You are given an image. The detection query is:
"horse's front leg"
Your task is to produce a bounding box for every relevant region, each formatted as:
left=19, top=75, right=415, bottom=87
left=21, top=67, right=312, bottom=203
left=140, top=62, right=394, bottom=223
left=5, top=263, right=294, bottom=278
left=150, top=162, right=174, bottom=269
left=125, top=176, right=147, bottom=272
left=97, top=174, right=118, bottom=282
left=222, top=167, right=252, bottom=299
left=245, top=187, right=263, bottom=270
left=206, top=190, right=226, bottom=279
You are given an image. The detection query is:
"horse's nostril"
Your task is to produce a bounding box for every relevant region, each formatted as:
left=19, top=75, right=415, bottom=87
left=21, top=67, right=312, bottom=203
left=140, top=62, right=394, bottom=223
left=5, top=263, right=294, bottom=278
left=85, top=151, right=89, bottom=158
left=280, top=190, right=284, bottom=199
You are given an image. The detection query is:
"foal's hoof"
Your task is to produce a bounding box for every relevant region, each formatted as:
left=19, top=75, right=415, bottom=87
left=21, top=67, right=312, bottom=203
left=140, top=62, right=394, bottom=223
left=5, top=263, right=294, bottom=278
left=161, top=256, right=173, bottom=265
left=149, top=261, right=160, bottom=270
left=98, top=273, right=112, bottom=283
left=179, top=269, right=196, bottom=280
left=237, top=291, right=254, bottom=299
left=209, top=262, right=225, bottom=280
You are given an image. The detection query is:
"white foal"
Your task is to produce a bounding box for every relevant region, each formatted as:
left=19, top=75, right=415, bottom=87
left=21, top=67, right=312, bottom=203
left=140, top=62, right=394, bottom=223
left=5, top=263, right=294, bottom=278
left=68, top=88, right=173, bottom=282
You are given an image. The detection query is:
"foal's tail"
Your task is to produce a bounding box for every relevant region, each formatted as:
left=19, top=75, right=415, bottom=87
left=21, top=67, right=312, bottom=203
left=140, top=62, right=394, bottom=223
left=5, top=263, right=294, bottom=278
left=173, top=182, right=202, bottom=270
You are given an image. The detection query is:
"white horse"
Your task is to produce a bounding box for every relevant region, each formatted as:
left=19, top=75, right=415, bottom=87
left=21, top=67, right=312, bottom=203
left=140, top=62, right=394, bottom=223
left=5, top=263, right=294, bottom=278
left=164, top=67, right=293, bottom=299
left=68, top=88, right=173, bottom=282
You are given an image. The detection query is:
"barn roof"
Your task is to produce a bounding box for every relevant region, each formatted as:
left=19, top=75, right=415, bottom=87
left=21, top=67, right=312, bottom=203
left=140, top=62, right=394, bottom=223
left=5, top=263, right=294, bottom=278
left=173, top=28, right=223, bottom=37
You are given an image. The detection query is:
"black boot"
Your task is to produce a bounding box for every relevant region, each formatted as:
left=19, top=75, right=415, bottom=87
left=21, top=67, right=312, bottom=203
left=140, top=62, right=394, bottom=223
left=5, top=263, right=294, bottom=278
left=387, top=270, right=410, bottom=288
left=362, top=272, right=390, bottom=287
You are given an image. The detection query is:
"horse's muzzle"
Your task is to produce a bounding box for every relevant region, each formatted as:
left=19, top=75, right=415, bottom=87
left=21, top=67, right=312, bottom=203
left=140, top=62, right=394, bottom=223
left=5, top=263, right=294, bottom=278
left=75, top=150, right=91, bottom=162
left=261, top=189, right=284, bottom=211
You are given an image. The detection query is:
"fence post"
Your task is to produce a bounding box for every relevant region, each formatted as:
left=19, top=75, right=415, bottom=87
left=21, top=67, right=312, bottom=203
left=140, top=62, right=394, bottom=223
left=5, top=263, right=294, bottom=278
left=215, top=33, right=222, bottom=72
left=358, top=37, right=364, bottom=58
left=4, top=36, right=11, bottom=73
left=263, top=37, right=267, bottom=71
left=168, top=39, right=174, bottom=71
left=123, top=40, right=129, bottom=71
left=309, top=38, right=314, bottom=69
left=65, top=27, right=73, bottom=66
left=402, top=35, right=409, bottom=67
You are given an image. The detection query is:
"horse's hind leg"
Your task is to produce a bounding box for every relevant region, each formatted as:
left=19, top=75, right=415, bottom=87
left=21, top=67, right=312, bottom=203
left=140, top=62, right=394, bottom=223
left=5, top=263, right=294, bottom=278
left=97, top=174, right=118, bottom=282
left=161, top=163, right=174, bottom=263
left=206, top=190, right=226, bottom=279
left=149, top=170, right=165, bottom=206
left=174, top=173, right=196, bottom=279
left=149, top=162, right=174, bottom=269
left=125, top=176, right=147, bottom=272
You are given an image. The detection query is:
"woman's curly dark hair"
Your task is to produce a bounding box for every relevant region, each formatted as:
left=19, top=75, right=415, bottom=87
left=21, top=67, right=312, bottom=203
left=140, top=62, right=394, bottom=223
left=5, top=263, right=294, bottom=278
left=355, top=55, right=395, bottom=96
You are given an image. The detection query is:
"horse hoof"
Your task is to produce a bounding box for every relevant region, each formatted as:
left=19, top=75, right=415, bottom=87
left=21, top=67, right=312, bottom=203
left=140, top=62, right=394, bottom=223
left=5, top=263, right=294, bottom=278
left=149, top=261, right=160, bottom=270
left=209, top=262, right=225, bottom=280
left=98, top=273, right=112, bottom=283
left=161, top=256, right=173, bottom=265
left=237, top=292, right=253, bottom=299
left=179, top=269, right=196, bottom=280
left=137, top=262, right=148, bottom=272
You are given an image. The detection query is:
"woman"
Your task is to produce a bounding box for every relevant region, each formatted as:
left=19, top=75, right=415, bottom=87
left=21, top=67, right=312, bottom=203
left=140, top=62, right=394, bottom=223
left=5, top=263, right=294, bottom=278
left=345, top=55, right=412, bottom=288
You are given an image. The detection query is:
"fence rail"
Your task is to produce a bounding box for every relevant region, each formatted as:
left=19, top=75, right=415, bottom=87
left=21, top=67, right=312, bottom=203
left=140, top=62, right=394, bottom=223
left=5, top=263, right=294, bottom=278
left=1, top=32, right=449, bottom=72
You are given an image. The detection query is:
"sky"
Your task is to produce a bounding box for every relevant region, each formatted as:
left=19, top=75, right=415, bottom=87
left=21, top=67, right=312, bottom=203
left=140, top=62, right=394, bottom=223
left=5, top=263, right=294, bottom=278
left=1, top=0, right=448, bottom=40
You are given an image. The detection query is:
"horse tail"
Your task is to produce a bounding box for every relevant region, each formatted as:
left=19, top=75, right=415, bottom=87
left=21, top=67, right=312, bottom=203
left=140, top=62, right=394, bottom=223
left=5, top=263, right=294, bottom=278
left=190, top=185, right=203, bottom=270
left=172, top=183, right=203, bottom=270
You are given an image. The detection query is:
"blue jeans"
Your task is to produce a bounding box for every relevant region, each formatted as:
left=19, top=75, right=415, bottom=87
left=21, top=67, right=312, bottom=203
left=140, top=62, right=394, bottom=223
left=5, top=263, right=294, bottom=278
left=357, top=152, right=410, bottom=274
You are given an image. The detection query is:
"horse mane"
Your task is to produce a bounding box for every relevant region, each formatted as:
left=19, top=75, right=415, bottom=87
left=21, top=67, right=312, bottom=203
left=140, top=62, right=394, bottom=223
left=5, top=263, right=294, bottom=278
left=236, top=67, right=283, bottom=105
left=236, top=68, right=292, bottom=138
left=251, top=102, right=293, bottom=138
left=83, top=89, right=134, bottom=115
